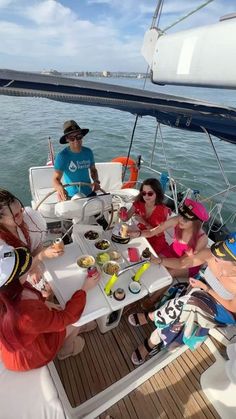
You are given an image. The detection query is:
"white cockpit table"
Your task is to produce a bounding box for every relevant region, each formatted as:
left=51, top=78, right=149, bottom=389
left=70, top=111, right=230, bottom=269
left=43, top=242, right=111, bottom=327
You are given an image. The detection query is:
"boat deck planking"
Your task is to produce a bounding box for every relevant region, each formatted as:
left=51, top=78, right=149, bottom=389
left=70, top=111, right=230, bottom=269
left=54, top=313, right=220, bottom=418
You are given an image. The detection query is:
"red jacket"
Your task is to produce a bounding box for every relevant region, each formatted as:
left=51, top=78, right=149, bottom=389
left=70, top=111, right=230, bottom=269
left=0, top=288, right=86, bottom=371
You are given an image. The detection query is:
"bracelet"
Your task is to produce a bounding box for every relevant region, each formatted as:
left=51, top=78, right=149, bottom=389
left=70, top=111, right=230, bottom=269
left=137, top=231, right=142, bottom=237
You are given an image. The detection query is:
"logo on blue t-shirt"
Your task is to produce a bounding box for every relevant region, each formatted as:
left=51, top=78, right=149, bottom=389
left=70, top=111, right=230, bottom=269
left=69, top=161, right=77, bottom=172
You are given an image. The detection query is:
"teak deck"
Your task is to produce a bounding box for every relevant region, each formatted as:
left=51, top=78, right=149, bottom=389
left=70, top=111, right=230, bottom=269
left=54, top=313, right=220, bottom=418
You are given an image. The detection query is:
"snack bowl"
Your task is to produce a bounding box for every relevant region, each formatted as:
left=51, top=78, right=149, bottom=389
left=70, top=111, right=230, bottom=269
left=84, top=230, right=100, bottom=241
left=128, top=281, right=141, bottom=294
left=96, top=251, right=110, bottom=266
left=102, top=261, right=120, bottom=277
left=77, top=254, right=96, bottom=271
left=108, top=250, right=121, bottom=261
left=94, top=239, right=110, bottom=251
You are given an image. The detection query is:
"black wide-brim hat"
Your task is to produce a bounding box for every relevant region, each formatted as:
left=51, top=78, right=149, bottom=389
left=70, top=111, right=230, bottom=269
left=59, top=120, right=89, bottom=144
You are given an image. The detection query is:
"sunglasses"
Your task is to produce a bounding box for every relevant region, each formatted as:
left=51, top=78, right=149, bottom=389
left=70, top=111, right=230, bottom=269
left=67, top=134, right=83, bottom=142
left=141, top=191, right=154, bottom=197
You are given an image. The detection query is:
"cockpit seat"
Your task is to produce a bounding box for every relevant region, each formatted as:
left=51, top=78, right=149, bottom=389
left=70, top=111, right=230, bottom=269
left=29, top=162, right=139, bottom=222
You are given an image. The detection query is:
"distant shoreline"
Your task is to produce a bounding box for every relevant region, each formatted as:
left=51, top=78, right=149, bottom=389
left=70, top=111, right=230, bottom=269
left=40, top=70, right=147, bottom=79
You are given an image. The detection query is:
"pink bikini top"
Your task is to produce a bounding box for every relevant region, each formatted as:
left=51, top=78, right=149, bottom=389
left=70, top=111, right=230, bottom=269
left=171, top=226, right=205, bottom=257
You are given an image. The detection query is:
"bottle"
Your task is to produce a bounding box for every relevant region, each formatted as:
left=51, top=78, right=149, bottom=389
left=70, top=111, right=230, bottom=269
left=53, top=238, right=64, bottom=251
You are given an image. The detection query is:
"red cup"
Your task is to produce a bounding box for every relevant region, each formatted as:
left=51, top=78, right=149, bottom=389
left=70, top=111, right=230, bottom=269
left=120, top=207, right=128, bottom=221
left=87, top=266, right=98, bottom=278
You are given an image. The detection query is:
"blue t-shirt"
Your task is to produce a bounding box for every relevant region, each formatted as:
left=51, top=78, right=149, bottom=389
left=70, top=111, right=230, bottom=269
left=54, top=146, right=95, bottom=197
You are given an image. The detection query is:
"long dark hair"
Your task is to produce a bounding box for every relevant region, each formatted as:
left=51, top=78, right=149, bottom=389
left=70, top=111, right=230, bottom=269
left=0, top=189, right=31, bottom=249
left=135, top=178, right=164, bottom=205
left=0, top=280, right=25, bottom=352
left=175, top=219, right=203, bottom=250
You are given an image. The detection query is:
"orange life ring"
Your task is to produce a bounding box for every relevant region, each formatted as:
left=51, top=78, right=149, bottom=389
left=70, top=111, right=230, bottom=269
left=111, top=157, right=138, bottom=189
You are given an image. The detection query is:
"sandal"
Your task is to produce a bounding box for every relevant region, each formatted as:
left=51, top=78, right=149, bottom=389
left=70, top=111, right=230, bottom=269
left=57, top=336, right=85, bottom=360
left=131, top=338, right=163, bottom=366
left=128, top=312, right=150, bottom=327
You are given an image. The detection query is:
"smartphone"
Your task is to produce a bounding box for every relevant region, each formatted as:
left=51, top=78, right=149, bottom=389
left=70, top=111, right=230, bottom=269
left=128, top=247, right=140, bottom=262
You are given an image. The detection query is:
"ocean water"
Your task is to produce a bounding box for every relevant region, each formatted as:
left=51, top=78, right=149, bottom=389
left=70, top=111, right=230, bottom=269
left=0, top=77, right=235, bottom=229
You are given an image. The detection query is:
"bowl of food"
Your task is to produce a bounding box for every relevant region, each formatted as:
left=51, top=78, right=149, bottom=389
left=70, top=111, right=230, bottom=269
left=95, top=239, right=110, bottom=251
left=77, top=254, right=96, bottom=270
left=84, top=230, right=100, bottom=241
left=96, top=251, right=110, bottom=266
left=111, top=223, right=130, bottom=244
left=102, top=261, right=120, bottom=277
left=108, top=250, right=121, bottom=261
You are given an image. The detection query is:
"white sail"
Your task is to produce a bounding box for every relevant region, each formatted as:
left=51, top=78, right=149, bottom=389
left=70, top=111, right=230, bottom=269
left=142, top=15, right=236, bottom=89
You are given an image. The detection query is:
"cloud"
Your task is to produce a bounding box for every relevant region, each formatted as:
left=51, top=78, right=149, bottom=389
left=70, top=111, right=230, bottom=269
left=0, top=0, right=13, bottom=7
left=0, top=0, right=234, bottom=71
left=25, top=0, right=76, bottom=25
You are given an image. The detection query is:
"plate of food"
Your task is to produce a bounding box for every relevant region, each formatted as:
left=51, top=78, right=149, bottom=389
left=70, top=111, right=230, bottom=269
left=84, top=230, right=100, bottom=241
left=96, top=251, right=110, bottom=266
left=102, top=261, right=120, bottom=277
left=95, top=239, right=111, bottom=251
left=77, top=254, right=96, bottom=270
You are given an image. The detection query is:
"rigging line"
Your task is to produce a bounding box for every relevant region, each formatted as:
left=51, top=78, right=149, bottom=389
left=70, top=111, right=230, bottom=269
left=122, top=115, right=139, bottom=182
left=158, top=122, right=178, bottom=214
left=200, top=126, right=230, bottom=188
left=151, top=0, right=165, bottom=29
left=201, top=184, right=236, bottom=203
left=163, top=0, right=214, bottom=32
left=150, top=124, right=159, bottom=167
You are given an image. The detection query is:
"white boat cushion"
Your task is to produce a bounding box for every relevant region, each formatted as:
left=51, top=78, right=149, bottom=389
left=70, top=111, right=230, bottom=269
left=96, top=162, right=123, bottom=191
left=0, top=361, right=65, bottom=419
left=55, top=193, right=112, bottom=220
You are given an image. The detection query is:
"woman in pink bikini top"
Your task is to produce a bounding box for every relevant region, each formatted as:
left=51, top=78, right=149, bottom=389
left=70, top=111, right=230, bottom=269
left=141, top=198, right=209, bottom=278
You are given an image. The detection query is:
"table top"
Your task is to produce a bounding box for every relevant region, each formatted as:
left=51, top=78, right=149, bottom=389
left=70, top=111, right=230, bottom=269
left=72, top=224, right=172, bottom=310
left=44, top=224, right=172, bottom=325
left=43, top=242, right=111, bottom=327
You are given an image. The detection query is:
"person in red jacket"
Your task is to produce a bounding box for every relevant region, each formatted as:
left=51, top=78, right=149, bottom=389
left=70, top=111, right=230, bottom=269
left=0, top=244, right=99, bottom=371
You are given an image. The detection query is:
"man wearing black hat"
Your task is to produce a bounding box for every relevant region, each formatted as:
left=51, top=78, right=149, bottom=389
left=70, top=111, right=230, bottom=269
left=53, top=120, right=108, bottom=229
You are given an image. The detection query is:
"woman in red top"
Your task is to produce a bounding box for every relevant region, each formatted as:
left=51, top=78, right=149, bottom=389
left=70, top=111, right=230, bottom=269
left=122, top=178, right=171, bottom=255
left=0, top=244, right=99, bottom=371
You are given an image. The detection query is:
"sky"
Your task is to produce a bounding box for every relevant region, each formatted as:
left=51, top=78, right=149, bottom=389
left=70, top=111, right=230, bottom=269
left=0, top=0, right=235, bottom=72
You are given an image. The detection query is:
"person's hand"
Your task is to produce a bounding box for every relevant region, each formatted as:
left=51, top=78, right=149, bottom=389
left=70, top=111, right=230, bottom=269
left=189, top=277, right=206, bottom=290
left=57, top=185, right=68, bottom=201
left=128, top=229, right=140, bottom=238
left=28, top=267, right=42, bottom=284
left=151, top=255, right=162, bottom=265
left=41, top=245, right=64, bottom=259
left=92, top=181, right=100, bottom=192
left=82, top=272, right=100, bottom=292
left=45, top=301, right=62, bottom=311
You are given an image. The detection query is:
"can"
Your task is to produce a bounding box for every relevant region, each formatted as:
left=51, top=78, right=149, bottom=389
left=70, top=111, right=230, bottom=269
left=53, top=238, right=64, bottom=251
left=87, top=266, right=98, bottom=278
